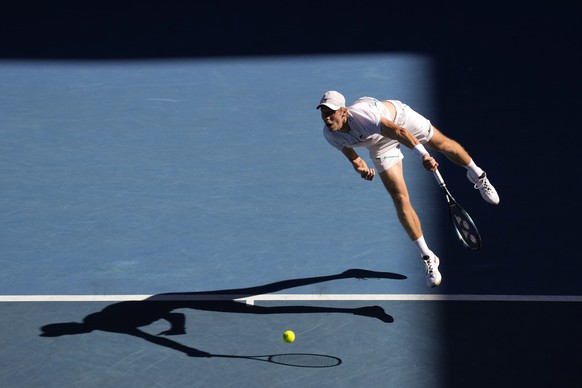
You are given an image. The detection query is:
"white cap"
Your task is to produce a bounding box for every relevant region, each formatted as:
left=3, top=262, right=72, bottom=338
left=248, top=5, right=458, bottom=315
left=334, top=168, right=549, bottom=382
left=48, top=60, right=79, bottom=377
left=316, top=90, right=346, bottom=110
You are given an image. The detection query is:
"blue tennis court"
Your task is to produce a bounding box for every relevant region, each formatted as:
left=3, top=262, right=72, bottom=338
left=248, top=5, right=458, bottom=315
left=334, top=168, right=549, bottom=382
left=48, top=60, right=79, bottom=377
left=2, top=54, right=581, bottom=387
left=1, top=2, right=582, bottom=385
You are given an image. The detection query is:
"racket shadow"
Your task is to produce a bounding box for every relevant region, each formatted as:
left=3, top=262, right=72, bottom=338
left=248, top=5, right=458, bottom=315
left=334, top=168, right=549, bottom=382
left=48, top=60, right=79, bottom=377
left=212, top=353, right=342, bottom=368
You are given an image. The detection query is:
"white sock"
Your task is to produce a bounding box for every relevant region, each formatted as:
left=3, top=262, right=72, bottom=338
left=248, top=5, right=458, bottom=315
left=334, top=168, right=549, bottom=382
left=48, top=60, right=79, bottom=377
left=413, top=235, right=433, bottom=257
left=465, top=159, right=484, bottom=178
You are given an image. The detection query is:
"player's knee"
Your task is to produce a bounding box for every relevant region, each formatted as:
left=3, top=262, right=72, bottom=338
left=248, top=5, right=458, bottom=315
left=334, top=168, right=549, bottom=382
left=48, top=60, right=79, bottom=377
left=389, top=192, right=410, bottom=208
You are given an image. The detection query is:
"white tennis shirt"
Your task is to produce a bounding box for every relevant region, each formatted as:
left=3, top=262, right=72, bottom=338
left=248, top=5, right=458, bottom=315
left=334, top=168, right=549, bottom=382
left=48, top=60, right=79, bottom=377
left=322, top=97, right=391, bottom=151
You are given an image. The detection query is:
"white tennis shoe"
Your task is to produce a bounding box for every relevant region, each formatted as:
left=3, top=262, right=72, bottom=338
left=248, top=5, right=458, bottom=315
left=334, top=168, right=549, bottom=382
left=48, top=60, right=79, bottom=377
left=467, top=171, right=500, bottom=205
left=422, top=254, right=442, bottom=288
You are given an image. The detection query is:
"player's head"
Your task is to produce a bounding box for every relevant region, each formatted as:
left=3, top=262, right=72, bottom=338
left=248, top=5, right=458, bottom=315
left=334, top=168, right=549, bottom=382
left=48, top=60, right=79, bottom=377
left=317, top=91, right=348, bottom=132
left=316, top=90, right=345, bottom=111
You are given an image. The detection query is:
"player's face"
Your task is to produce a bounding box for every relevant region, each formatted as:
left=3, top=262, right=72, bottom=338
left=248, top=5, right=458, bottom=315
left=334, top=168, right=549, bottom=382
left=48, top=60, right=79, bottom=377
left=320, top=106, right=345, bottom=132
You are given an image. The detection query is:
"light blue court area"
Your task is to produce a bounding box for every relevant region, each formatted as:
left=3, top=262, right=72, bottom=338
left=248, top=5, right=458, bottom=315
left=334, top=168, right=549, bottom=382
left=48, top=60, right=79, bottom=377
left=0, top=55, right=444, bottom=296
left=2, top=56, right=581, bottom=387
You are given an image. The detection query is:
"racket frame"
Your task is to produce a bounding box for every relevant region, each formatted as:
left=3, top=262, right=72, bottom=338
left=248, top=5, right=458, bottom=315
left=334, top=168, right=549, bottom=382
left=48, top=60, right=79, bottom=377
left=433, top=169, right=482, bottom=250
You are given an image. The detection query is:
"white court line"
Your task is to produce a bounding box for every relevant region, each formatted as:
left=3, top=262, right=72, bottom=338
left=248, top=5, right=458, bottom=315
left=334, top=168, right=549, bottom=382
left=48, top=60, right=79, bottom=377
left=1, top=294, right=582, bottom=304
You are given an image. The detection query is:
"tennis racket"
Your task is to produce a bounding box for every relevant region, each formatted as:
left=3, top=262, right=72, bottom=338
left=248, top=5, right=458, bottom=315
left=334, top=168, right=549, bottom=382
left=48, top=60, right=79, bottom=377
left=212, top=353, right=342, bottom=368
left=433, top=169, right=482, bottom=250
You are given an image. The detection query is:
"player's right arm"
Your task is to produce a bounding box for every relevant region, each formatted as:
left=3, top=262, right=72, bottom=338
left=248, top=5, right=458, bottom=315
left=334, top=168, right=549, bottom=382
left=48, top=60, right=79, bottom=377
left=341, top=147, right=375, bottom=181
left=379, top=117, right=438, bottom=171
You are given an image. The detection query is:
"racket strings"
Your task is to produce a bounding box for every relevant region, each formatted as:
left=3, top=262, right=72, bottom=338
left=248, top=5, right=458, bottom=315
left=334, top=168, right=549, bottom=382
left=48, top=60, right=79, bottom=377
left=451, top=209, right=481, bottom=249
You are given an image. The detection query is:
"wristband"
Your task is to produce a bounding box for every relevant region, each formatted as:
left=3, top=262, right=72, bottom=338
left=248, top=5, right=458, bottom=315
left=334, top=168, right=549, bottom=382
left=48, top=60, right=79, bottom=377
left=413, top=144, right=429, bottom=158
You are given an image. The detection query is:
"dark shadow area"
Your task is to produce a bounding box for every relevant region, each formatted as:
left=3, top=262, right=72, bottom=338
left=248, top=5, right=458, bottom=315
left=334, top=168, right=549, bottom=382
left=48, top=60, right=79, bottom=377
left=39, top=269, right=404, bottom=361
left=442, top=301, right=582, bottom=388
left=0, top=1, right=482, bottom=59
left=1, top=1, right=578, bottom=63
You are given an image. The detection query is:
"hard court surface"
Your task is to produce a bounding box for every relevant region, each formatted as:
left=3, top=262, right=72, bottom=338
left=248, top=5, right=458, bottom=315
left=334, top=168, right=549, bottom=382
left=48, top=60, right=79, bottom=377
left=1, top=29, right=581, bottom=388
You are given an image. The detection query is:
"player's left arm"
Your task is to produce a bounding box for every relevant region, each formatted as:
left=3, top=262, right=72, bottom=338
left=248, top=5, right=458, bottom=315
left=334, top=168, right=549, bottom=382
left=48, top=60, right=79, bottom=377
left=341, top=147, right=375, bottom=181
left=379, top=117, right=438, bottom=171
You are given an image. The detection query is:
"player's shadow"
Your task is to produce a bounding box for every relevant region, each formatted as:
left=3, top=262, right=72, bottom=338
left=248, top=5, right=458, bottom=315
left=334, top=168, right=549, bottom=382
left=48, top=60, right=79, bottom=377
left=39, top=268, right=405, bottom=360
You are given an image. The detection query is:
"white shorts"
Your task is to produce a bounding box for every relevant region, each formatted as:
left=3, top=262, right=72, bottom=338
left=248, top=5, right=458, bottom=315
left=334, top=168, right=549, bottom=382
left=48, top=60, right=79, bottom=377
left=370, top=100, right=434, bottom=173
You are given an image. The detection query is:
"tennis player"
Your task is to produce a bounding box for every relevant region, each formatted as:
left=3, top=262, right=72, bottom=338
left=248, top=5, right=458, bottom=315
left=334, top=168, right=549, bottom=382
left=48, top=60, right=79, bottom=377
left=317, top=91, right=499, bottom=287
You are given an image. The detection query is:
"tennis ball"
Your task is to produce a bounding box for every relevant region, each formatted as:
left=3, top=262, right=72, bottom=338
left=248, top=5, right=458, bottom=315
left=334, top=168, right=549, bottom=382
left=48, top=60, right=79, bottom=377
left=282, top=330, right=295, bottom=343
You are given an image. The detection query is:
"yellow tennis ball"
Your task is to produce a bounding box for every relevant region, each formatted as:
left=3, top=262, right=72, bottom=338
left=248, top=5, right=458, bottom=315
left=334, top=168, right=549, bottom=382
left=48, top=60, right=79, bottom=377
left=282, top=330, right=295, bottom=343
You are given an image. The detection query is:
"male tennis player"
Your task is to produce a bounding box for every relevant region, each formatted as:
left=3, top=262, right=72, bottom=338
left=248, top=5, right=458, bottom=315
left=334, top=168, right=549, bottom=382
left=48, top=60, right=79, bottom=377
left=317, top=91, right=499, bottom=287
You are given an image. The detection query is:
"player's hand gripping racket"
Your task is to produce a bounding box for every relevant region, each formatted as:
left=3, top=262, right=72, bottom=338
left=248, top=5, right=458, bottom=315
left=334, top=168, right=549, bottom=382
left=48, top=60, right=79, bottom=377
left=433, top=169, right=482, bottom=250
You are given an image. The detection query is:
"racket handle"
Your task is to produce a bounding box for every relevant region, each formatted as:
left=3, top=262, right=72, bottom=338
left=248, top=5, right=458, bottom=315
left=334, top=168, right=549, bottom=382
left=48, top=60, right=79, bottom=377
left=432, top=169, right=446, bottom=187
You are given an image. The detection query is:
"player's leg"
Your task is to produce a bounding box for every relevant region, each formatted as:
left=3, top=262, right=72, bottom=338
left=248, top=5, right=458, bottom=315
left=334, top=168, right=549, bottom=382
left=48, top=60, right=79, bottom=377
left=424, top=126, right=471, bottom=166
left=394, top=100, right=499, bottom=205
left=426, top=126, right=500, bottom=205
left=378, top=161, right=442, bottom=287
left=230, top=303, right=394, bottom=323
left=378, top=161, right=421, bottom=240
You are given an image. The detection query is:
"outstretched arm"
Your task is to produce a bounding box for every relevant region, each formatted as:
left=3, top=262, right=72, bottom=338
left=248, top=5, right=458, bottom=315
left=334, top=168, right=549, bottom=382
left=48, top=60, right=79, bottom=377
left=125, top=328, right=211, bottom=357
left=341, top=147, right=375, bottom=181
left=380, top=117, right=438, bottom=171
